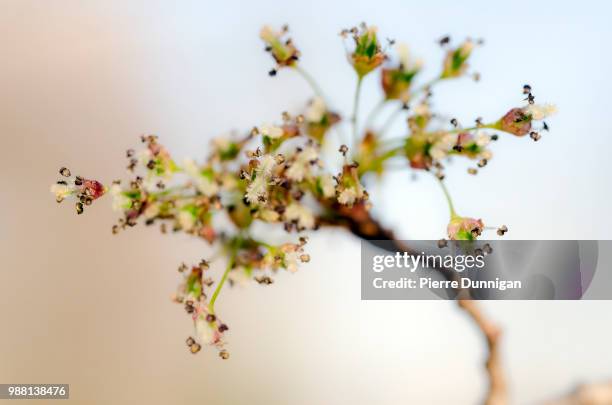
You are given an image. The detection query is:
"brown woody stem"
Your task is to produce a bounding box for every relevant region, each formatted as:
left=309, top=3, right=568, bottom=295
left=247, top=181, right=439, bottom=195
left=319, top=202, right=507, bottom=405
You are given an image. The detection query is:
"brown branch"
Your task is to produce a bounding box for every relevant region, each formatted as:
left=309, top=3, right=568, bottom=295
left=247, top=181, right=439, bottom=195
left=545, top=382, right=612, bottom=405
left=458, top=299, right=507, bottom=405
left=319, top=202, right=507, bottom=405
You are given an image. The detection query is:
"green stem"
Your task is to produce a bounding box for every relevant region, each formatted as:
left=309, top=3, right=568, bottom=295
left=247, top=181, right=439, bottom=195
left=294, top=65, right=348, bottom=145
left=363, top=99, right=388, bottom=132
left=208, top=254, right=235, bottom=315
left=445, top=123, right=497, bottom=134
left=379, top=106, right=405, bottom=137
left=351, top=76, right=364, bottom=147
left=294, top=65, right=326, bottom=102
left=437, top=178, right=458, bottom=219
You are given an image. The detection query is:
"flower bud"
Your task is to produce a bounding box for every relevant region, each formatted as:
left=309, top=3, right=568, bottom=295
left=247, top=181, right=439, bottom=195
left=441, top=40, right=474, bottom=79
left=304, top=97, right=341, bottom=142
left=260, top=25, right=300, bottom=68
left=498, top=108, right=532, bottom=136
left=447, top=216, right=484, bottom=240
left=404, top=136, right=432, bottom=169
left=347, top=24, right=385, bottom=78
left=381, top=44, right=420, bottom=101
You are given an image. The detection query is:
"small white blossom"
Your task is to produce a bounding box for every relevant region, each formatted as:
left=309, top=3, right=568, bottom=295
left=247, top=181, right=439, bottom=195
left=259, top=25, right=278, bottom=43
left=257, top=209, right=280, bottom=222
left=245, top=155, right=277, bottom=204
left=283, top=251, right=300, bottom=273
left=284, top=202, right=315, bottom=229
left=213, top=137, right=231, bottom=151
left=524, top=103, right=557, bottom=120
left=305, top=97, right=326, bottom=123
left=479, top=150, right=493, bottom=160
left=50, top=183, right=74, bottom=201
left=137, top=148, right=153, bottom=166
left=413, top=103, right=430, bottom=116
left=319, top=174, right=336, bottom=198
left=286, top=147, right=318, bottom=182
left=258, top=155, right=277, bottom=177
left=259, top=124, right=284, bottom=139
left=395, top=43, right=423, bottom=70
left=430, top=133, right=456, bottom=161
left=338, top=188, right=358, bottom=205
left=245, top=177, right=268, bottom=204
left=143, top=203, right=160, bottom=219
left=195, top=317, right=219, bottom=345
left=178, top=210, right=196, bottom=231
left=141, top=177, right=160, bottom=193
left=475, top=133, right=491, bottom=147
left=227, top=268, right=251, bottom=286
left=183, top=158, right=218, bottom=196
left=110, top=184, right=131, bottom=211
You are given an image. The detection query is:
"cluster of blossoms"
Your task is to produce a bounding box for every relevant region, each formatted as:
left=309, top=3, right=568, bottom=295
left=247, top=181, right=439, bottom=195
left=52, top=22, right=555, bottom=357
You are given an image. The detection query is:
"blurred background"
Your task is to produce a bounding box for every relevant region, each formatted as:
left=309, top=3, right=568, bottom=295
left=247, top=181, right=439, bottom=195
left=1, top=0, right=611, bottom=404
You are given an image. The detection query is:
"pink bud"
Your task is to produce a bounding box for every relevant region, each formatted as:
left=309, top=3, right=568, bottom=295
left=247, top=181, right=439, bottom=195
left=500, top=108, right=531, bottom=136
left=83, top=179, right=106, bottom=200
left=447, top=217, right=484, bottom=240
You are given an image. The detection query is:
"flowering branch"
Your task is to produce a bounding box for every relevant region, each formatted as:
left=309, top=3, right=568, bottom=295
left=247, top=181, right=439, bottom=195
left=51, top=21, right=558, bottom=403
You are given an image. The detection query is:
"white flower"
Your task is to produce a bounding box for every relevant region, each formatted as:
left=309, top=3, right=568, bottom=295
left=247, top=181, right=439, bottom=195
left=286, top=147, right=319, bottom=182
left=475, top=133, right=491, bottom=147
left=460, top=40, right=474, bottom=55
left=259, top=25, right=278, bottom=42
left=338, top=188, right=358, bottom=205
left=195, top=317, right=218, bottom=345
left=258, top=155, right=277, bottom=177
left=305, top=97, right=326, bottom=123
left=413, top=103, right=430, bottom=116
left=183, top=158, right=218, bottom=196
left=110, top=184, right=131, bottom=211
left=257, top=209, right=280, bottom=222
left=137, top=148, right=153, bottom=166
left=283, top=251, right=300, bottom=273
left=50, top=183, right=74, bottom=201
left=143, top=203, right=160, bottom=219
left=141, top=177, right=159, bottom=193
left=245, top=155, right=277, bottom=204
left=227, top=268, right=251, bottom=286
left=395, top=43, right=422, bottom=70
left=524, top=103, right=557, bottom=120
left=284, top=202, right=315, bottom=229
left=259, top=124, right=284, bottom=139
left=319, top=174, right=336, bottom=198
left=178, top=210, right=196, bottom=231
left=479, top=150, right=493, bottom=160
left=212, top=137, right=231, bottom=151
left=430, top=133, right=456, bottom=161
left=245, top=177, right=268, bottom=204
left=429, top=147, right=446, bottom=161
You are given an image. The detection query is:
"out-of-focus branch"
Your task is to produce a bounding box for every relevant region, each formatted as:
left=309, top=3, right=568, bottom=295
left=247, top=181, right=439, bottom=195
left=545, top=382, right=612, bottom=405
left=319, top=202, right=507, bottom=405
left=458, top=299, right=507, bottom=405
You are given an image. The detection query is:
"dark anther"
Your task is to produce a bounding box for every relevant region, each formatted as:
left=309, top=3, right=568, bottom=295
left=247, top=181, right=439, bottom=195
left=522, top=84, right=532, bottom=94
